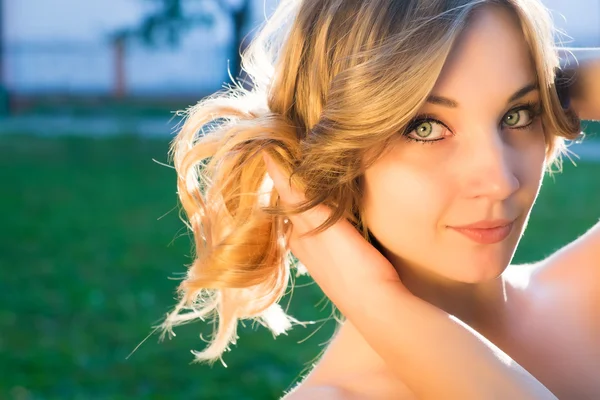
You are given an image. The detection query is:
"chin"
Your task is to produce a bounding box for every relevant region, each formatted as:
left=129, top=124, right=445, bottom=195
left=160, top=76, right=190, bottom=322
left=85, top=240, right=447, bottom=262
left=456, top=265, right=506, bottom=284
left=455, top=252, right=513, bottom=283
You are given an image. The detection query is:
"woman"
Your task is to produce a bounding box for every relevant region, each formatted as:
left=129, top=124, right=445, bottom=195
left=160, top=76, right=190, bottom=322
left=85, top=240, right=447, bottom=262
left=165, top=0, right=599, bottom=398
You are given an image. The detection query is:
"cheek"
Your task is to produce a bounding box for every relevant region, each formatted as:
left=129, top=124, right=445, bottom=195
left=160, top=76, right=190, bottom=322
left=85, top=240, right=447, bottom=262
left=361, top=157, right=449, bottom=251
left=515, top=123, right=547, bottom=191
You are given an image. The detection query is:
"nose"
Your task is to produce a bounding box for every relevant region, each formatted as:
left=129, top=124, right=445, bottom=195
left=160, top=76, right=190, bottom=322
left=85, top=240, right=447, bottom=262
left=460, top=130, right=520, bottom=201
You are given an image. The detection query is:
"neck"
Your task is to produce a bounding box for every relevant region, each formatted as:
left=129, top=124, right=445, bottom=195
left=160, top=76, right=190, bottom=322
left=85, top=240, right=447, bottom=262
left=388, top=255, right=509, bottom=332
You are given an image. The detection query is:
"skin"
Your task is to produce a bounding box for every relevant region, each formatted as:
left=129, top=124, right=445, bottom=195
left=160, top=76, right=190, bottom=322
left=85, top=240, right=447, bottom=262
left=269, top=5, right=599, bottom=400
left=570, top=58, right=600, bottom=121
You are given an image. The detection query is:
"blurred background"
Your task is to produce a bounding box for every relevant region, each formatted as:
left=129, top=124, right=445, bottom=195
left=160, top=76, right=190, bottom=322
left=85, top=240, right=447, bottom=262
left=1, top=0, right=599, bottom=399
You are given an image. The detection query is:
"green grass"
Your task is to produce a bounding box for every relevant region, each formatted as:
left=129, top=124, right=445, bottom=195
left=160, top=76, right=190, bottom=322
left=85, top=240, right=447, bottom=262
left=1, top=135, right=598, bottom=399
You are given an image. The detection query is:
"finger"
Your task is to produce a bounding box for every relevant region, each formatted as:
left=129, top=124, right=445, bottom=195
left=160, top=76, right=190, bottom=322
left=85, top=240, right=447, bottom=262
left=262, top=151, right=306, bottom=205
left=262, top=151, right=331, bottom=234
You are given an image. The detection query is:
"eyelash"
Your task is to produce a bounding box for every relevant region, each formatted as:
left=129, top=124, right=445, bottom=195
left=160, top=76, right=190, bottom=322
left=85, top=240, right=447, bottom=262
left=402, top=101, right=543, bottom=144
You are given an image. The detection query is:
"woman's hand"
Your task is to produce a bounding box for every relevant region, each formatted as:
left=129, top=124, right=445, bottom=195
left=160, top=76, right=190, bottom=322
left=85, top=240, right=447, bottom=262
left=263, top=151, right=558, bottom=399
left=262, top=152, right=402, bottom=301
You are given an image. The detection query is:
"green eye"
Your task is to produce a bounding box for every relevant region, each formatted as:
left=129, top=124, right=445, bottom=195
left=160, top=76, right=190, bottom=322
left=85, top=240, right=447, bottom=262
left=404, top=119, right=447, bottom=143
left=502, top=107, right=538, bottom=129
left=415, top=121, right=433, bottom=138
left=503, top=110, right=522, bottom=126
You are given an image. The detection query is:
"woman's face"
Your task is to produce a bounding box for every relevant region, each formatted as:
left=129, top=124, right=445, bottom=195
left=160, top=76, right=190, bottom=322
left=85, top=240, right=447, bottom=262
left=362, top=5, right=547, bottom=283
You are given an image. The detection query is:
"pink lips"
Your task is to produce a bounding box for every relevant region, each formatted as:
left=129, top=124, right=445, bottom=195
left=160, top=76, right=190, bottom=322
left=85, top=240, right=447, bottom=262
left=448, top=219, right=514, bottom=245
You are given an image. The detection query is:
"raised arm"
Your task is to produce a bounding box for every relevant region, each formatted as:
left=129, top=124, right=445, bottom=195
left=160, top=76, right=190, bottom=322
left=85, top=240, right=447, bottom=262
left=264, top=153, right=557, bottom=400
left=560, top=49, right=600, bottom=121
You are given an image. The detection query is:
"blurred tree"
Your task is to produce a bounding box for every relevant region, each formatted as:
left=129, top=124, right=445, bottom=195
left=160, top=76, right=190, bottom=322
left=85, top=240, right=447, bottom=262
left=114, top=0, right=252, bottom=85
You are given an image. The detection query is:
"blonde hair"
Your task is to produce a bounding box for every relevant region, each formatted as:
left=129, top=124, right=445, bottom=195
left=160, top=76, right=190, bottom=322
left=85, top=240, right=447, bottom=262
left=163, top=0, right=580, bottom=364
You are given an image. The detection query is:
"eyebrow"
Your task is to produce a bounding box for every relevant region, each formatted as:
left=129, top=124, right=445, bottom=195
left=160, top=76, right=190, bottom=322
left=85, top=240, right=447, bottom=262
left=426, top=82, right=539, bottom=108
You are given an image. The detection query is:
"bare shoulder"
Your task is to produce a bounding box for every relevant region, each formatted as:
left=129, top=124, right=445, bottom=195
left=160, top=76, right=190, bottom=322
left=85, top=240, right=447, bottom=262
left=505, top=221, right=599, bottom=311
left=281, top=385, right=363, bottom=400
left=281, top=370, right=418, bottom=400
left=503, top=259, right=600, bottom=398
left=505, top=255, right=599, bottom=350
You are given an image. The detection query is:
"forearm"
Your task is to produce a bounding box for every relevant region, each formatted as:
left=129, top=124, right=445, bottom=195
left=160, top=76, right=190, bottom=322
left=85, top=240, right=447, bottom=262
left=559, top=48, right=600, bottom=121
left=334, top=282, right=556, bottom=400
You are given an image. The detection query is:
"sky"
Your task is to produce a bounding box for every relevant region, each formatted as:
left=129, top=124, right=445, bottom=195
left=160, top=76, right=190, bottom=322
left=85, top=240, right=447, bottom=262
left=3, top=0, right=598, bottom=94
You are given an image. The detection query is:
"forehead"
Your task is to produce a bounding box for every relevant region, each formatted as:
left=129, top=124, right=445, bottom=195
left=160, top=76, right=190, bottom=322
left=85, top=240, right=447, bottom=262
left=431, top=5, right=536, bottom=103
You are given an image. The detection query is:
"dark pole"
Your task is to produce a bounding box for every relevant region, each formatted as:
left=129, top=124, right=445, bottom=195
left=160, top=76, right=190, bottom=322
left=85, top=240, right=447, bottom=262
left=113, top=36, right=126, bottom=99
left=231, top=0, right=251, bottom=89
left=0, top=0, right=9, bottom=116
